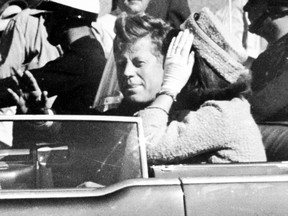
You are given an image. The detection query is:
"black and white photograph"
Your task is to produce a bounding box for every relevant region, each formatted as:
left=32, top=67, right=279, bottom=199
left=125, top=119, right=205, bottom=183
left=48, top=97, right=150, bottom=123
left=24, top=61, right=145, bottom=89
left=0, top=0, right=286, bottom=215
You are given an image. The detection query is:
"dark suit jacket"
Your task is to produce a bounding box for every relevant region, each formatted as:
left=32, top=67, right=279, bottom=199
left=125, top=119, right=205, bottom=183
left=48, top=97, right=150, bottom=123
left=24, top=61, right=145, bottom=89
left=146, top=0, right=191, bottom=28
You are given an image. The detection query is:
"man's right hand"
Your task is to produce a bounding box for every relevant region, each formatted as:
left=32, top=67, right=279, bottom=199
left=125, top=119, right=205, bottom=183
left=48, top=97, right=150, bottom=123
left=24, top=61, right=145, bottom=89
left=7, top=70, right=50, bottom=114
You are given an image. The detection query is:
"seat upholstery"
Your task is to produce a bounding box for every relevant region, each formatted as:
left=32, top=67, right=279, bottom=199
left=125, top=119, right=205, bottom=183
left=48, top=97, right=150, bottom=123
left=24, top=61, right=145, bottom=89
left=258, top=122, right=288, bottom=161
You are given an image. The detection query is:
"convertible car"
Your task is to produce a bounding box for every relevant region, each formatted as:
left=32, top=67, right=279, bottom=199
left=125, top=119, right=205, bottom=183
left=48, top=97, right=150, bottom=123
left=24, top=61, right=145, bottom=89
left=0, top=115, right=287, bottom=216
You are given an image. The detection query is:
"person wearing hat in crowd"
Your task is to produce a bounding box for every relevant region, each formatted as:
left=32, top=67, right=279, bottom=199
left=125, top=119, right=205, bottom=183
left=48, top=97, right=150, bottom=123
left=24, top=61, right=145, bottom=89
left=0, top=0, right=60, bottom=148
left=10, top=13, right=266, bottom=163
left=243, top=0, right=288, bottom=161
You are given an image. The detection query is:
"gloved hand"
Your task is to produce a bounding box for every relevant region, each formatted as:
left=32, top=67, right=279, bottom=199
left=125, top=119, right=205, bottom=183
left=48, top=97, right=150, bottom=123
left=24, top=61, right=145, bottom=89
left=161, top=29, right=195, bottom=99
left=7, top=70, right=50, bottom=114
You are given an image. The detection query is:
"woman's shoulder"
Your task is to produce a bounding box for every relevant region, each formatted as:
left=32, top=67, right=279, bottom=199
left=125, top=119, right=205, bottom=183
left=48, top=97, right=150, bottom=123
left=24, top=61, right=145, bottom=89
left=171, top=98, right=252, bottom=126
left=179, top=98, right=254, bottom=127
left=201, top=97, right=250, bottom=114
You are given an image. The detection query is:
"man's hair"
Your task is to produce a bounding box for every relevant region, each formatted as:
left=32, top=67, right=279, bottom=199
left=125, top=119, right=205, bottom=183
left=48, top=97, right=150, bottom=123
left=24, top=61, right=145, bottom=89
left=113, top=13, right=172, bottom=58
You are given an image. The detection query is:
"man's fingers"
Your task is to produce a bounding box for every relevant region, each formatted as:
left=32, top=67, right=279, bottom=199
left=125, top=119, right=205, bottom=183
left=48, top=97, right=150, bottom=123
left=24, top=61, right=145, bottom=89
left=23, top=70, right=41, bottom=91
left=11, top=75, right=19, bottom=86
left=7, top=88, right=20, bottom=104
left=11, top=68, right=23, bottom=78
left=41, top=91, right=49, bottom=107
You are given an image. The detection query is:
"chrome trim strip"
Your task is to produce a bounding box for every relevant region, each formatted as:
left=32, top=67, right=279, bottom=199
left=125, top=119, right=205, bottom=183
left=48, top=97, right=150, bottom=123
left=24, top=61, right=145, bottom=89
left=181, top=175, right=288, bottom=184
left=0, top=178, right=181, bottom=199
left=0, top=114, right=143, bottom=123
left=151, top=162, right=288, bottom=170
left=137, top=117, right=149, bottom=178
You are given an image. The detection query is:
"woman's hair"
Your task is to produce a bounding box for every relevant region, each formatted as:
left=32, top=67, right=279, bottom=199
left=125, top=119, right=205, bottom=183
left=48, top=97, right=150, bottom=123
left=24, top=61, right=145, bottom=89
left=161, top=28, right=252, bottom=111
left=176, top=54, right=252, bottom=110
left=112, top=0, right=118, bottom=11
left=113, top=13, right=172, bottom=58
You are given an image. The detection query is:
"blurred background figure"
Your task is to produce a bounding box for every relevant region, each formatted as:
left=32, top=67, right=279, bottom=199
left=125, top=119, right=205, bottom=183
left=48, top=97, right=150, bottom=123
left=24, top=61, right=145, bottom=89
left=215, top=0, right=267, bottom=63
left=0, top=0, right=61, bottom=148
left=93, top=0, right=191, bottom=112
left=94, top=0, right=190, bottom=58
left=94, top=0, right=152, bottom=59
left=0, top=0, right=25, bottom=148
left=0, top=0, right=45, bottom=35
left=0, top=1, right=61, bottom=79
left=145, top=0, right=191, bottom=28
left=0, top=0, right=23, bottom=35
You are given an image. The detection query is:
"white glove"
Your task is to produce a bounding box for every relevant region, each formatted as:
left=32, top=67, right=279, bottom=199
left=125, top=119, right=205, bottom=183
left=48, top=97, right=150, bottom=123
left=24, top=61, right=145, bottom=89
left=161, top=29, right=195, bottom=99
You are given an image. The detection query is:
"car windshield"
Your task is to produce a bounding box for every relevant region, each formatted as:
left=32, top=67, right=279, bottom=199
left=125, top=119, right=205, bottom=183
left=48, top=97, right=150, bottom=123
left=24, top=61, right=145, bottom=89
left=0, top=115, right=147, bottom=190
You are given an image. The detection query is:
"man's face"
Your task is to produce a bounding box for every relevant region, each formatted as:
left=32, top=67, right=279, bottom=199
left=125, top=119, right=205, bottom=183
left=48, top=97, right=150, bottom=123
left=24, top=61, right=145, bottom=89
left=43, top=12, right=64, bottom=46
left=244, top=0, right=268, bottom=23
left=115, top=36, right=164, bottom=104
left=118, top=0, right=151, bottom=15
left=243, top=0, right=269, bottom=34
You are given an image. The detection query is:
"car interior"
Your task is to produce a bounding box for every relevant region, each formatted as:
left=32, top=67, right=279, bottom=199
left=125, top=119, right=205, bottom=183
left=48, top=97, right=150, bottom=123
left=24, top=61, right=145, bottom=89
left=0, top=115, right=147, bottom=189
